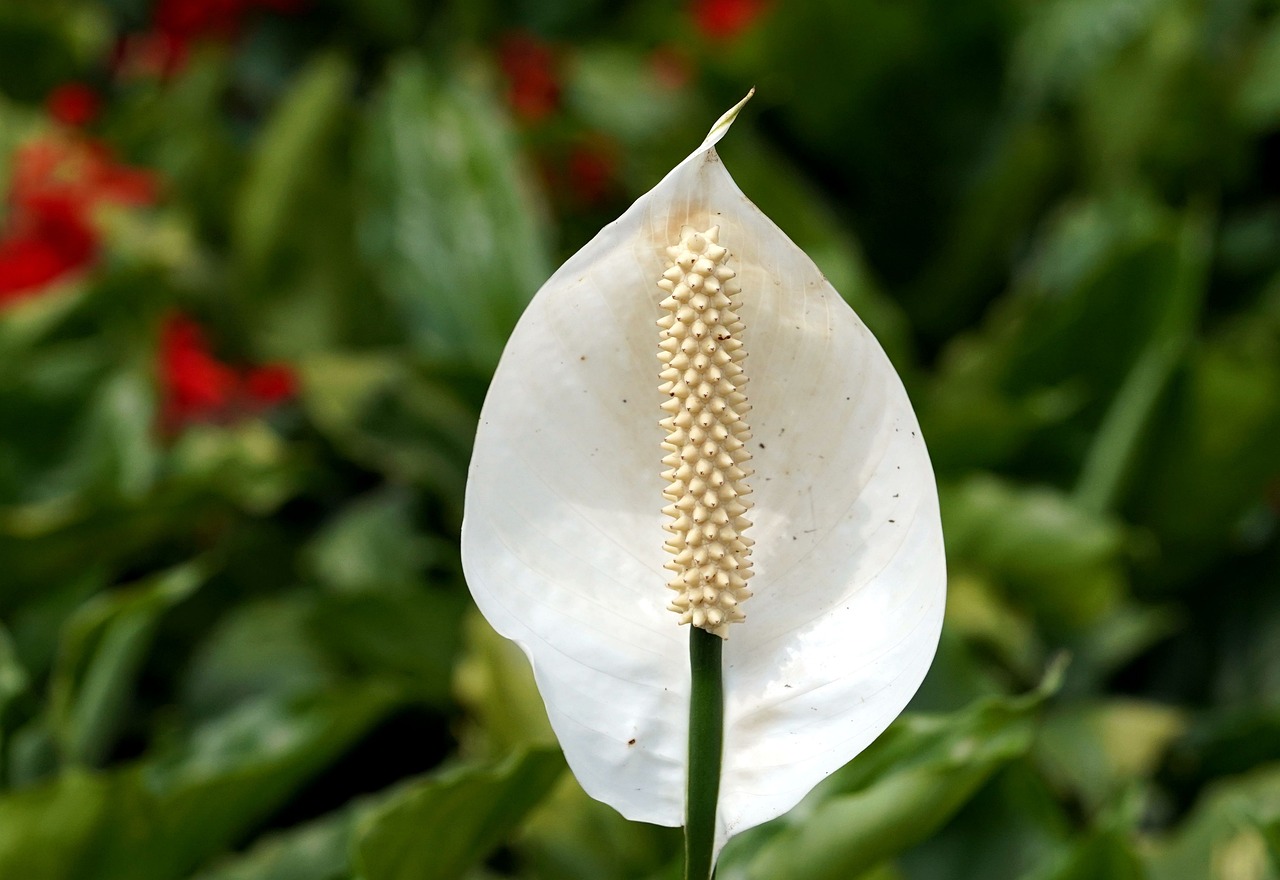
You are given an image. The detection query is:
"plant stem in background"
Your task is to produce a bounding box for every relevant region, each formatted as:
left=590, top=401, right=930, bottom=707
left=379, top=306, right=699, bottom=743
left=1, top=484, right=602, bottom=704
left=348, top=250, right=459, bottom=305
left=685, top=626, right=725, bottom=880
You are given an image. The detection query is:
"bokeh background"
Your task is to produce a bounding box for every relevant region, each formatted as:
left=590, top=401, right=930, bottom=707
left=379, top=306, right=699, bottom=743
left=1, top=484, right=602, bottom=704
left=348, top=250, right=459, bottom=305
left=2, top=0, right=1279, bottom=877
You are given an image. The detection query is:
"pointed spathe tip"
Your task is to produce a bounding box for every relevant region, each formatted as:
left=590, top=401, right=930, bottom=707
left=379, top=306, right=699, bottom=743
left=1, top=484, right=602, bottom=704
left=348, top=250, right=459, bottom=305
left=698, top=89, right=756, bottom=152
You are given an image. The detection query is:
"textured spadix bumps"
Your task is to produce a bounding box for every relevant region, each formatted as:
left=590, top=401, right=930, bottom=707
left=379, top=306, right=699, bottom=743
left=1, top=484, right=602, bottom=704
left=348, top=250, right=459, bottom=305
left=462, top=95, right=945, bottom=853
left=659, top=226, right=755, bottom=637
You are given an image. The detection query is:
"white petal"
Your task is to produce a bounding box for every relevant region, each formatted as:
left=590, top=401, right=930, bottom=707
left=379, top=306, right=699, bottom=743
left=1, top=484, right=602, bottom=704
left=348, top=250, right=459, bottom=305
left=461, top=95, right=945, bottom=849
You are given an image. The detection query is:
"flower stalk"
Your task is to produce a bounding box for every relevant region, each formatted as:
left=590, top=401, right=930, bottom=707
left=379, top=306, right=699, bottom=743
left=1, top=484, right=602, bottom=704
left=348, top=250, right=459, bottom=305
left=685, top=625, right=724, bottom=880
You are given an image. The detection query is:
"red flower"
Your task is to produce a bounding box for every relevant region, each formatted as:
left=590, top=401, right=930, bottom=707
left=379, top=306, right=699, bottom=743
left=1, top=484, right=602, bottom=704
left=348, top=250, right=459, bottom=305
left=47, top=83, right=101, bottom=127
left=0, top=136, right=156, bottom=304
left=0, top=206, right=96, bottom=303
left=243, top=364, right=297, bottom=403
left=162, top=314, right=240, bottom=421
left=154, top=0, right=250, bottom=41
left=566, top=139, right=618, bottom=207
left=112, top=31, right=189, bottom=80
left=692, top=0, right=770, bottom=40
left=114, top=0, right=307, bottom=80
left=498, top=32, right=560, bottom=123
left=9, top=137, right=156, bottom=216
left=159, top=313, right=298, bottom=428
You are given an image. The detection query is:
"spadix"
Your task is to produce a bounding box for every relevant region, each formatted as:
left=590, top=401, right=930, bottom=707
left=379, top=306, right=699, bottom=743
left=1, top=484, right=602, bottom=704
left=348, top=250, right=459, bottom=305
left=658, top=224, right=756, bottom=638
left=461, top=92, right=945, bottom=854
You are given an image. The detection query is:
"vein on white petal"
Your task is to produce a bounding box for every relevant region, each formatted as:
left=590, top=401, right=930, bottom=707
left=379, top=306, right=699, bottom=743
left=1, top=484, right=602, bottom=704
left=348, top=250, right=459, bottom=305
left=483, top=510, right=664, bottom=668
left=506, top=407, right=657, bottom=579
left=483, top=431, right=660, bottom=624
left=743, top=602, right=935, bottom=729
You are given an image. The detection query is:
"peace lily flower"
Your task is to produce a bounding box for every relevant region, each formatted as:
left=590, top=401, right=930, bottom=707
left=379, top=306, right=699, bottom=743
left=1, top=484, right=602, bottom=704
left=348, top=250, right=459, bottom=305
left=462, top=93, right=945, bottom=870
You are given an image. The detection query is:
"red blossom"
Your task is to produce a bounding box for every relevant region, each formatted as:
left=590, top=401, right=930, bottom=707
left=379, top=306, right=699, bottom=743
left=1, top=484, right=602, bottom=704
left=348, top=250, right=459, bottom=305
left=112, top=31, right=190, bottom=80
left=154, top=0, right=250, bottom=41
left=566, top=140, right=619, bottom=207
left=243, top=364, right=298, bottom=403
left=692, top=0, right=770, bottom=40
left=0, top=206, right=97, bottom=303
left=0, top=136, right=156, bottom=304
left=162, top=314, right=240, bottom=421
left=10, top=137, right=156, bottom=215
left=47, top=83, right=101, bottom=127
left=498, top=32, right=560, bottom=123
left=159, top=313, right=298, bottom=428
left=113, top=0, right=307, bottom=80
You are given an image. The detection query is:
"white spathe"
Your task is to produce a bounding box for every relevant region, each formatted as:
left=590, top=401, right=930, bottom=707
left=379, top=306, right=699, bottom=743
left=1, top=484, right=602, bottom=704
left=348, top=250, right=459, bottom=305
left=461, top=93, right=946, bottom=852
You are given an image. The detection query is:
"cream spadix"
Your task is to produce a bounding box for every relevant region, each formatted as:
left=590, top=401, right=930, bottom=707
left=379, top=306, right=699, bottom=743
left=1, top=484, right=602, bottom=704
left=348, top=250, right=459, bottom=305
left=461, top=93, right=945, bottom=851
left=659, top=224, right=756, bottom=638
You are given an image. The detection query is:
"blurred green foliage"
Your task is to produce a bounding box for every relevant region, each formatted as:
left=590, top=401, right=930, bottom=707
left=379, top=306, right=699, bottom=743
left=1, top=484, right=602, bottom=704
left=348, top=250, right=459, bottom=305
left=1, top=0, right=1279, bottom=877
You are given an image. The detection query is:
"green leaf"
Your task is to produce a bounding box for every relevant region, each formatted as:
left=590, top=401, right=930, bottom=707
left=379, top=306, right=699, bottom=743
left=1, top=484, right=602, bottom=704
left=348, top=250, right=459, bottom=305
left=944, top=573, right=1044, bottom=682
left=107, top=688, right=395, bottom=879
left=298, top=353, right=477, bottom=518
left=1236, top=19, right=1280, bottom=128
left=0, top=287, right=87, bottom=375
left=0, top=686, right=396, bottom=880
left=0, top=623, right=28, bottom=773
left=564, top=45, right=697, bottom=143
left=1035, top=699, right=1187, bottom=813
left=0, top=769, right=111, bottom=878
left=717, top=668, right=1062, bottom=880
left=1031, top=829, right=1148, bottom=880
left=356, top=56, right=551, bottom=368
left=942, top=476, right=1126, bottom=634
left=108, top=52, right=240, bottom=234
left=234, top=53, right=354, bottom=276
left=1144, top=763, right=1280, bottom=880
left=1074, top=209, right=1211, bottom=515
left=453, top=612, right=556, bottom=756
left=167, top=422, right=300, bottom=515
left=49, top=562, right=207, bottom=768
left=1009, top=0, right=1168, bottom=108
left=192, top=806, right=358, bottom=880
left=1125, top=317, right=1280, bottom=583
left=0, top=345, right=121, bottom=519
left=77, top=367, right=162, bottom=504
left=889, top=762, right=1071, bottom=880
left=227, top=49, right=389, bottom=357
left=353, top=747, right=565, bottom=880
left=0, top=4, right=90, bottom=100
left=181, top=595, right=334, bottom=720
left=309, top=589, right=466, bottom=708
left=195, top=748, right=567, bottom=880
left=304, top=488, right=442, bottom=596
left=517, top=776, right=682, bottom=880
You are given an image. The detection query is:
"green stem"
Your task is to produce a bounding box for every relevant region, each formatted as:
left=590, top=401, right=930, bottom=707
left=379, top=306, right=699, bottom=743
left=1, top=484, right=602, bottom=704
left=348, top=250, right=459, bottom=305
left=685, top=626, right=724, bottom=880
